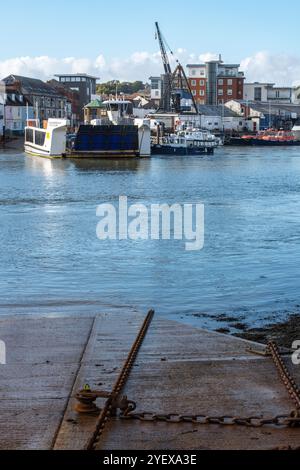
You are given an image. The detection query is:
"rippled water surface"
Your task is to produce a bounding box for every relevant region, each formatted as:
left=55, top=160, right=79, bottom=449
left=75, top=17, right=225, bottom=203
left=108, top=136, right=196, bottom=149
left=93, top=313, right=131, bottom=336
left=0, top=147, right=300, bottom=329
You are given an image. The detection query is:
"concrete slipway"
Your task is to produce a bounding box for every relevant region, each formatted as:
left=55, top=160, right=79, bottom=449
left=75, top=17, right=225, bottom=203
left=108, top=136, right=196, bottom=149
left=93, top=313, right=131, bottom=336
left=0, top=311, right=299, bottom=450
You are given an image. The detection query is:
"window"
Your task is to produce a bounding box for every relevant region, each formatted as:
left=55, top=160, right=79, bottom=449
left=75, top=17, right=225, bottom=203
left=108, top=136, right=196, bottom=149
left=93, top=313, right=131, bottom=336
left=200, top=80, right=205, bottom=86
left=155, top=91, right=159, bottom=97
left=254, top=87, right=262, bottom=101
left=34, top=130, right=46, bottom=147
left=25, top=128, right=34, bottom=143
left=200, top=90, right=205, bottom=96
left=227, top=79, right=233, bottom=85
left=218, top=89, right=223, bottom=95
left=191, top=69, right=196, bottom=76
left=191, top=80, right=196, bottom=86
left=200, top=70, right=205, bottom=76
left=218, top=79, right=223, bottom=85
left=192, top=90, right=196, bottom=96
left=228, top=89, right=233, bottom=96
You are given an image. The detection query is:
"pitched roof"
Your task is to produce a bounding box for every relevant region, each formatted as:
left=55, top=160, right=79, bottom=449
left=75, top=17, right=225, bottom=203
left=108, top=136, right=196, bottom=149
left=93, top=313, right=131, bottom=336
left=2, top=75, right=65, bottom=98
left=5, top=93, right=32, bottom=107
left=233, top=100, right=300, bottom=115
left=84, top=99, right=106, bottom=109
left=198, top=104, right=241, bottom=118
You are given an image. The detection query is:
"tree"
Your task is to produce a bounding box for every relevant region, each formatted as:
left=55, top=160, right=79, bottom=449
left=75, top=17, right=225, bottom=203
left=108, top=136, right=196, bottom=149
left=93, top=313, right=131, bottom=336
left=97, top=80, right=146, bottom=96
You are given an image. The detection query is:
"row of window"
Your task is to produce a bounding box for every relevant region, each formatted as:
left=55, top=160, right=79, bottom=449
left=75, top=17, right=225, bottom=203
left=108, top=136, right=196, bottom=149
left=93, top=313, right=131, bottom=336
left=191, top=80, right=205, bottom=87
left=34, top=97, right=65, bottom=108
left=60, top=76, right=89, bottom=83
left=218, top=89, right=233, bottom=96
left=190, top=78, right=239, bottom=86
left=191, top=90, right=205, bottom=96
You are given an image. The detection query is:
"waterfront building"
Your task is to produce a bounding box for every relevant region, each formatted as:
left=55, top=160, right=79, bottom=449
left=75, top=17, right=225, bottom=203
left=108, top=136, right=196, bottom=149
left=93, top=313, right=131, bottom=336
left=225, top=100, right=300, bottom=130
left=292, top=85, right=300, bottom=104
left=4, top=92, right=34, bottom=134
left=244, top=82, right=293, bottom=103
left=187, top=58, right=245, bottom=105
left=54, top=74, right=99, bottom=122
left=2, top=75, right=68, bottom=123
left=149, top=76, right=162, bottom=107
left=198, top=105, right=248, bottom=132
left=48, top=79, right=80, bottom=126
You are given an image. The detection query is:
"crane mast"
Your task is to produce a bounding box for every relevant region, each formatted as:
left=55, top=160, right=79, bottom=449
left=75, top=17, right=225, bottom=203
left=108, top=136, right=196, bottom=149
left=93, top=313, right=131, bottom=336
left=155, top=22, right=198, bottom=115
left=155, top=22, right=172, bottom=75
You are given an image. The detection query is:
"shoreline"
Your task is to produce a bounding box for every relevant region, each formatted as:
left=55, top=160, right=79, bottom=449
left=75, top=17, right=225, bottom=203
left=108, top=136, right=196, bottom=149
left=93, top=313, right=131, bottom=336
left=230, top=314, right=300, bottom=348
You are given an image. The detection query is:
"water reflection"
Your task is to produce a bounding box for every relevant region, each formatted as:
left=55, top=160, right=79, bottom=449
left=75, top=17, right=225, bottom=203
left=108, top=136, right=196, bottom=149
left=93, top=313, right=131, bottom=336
left=70, top=157, right=144, bottom=173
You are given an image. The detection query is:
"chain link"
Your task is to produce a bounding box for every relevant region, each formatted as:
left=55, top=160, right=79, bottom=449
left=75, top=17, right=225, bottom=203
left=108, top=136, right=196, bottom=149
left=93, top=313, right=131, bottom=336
left=86, top=309, right=155, bottom=450
left=119, top=411, right=300, bottom=428
left=117, top=340, right=300, bottom=430
left=85, top=328, right=300, bottom=448
left=266, top=341, right=300, bottom=410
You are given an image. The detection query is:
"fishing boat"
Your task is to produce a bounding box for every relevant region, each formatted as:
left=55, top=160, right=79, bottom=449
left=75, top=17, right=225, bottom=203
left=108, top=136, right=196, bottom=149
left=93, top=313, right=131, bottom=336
left=24, top=100, right=151, bottom=158
left=151, top=129, right=219, bottom=155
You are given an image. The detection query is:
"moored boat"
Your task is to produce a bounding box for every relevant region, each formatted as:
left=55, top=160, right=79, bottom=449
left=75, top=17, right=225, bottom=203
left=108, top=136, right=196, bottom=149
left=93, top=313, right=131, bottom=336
left=151, top=129, right=219, bottom=155
left=24, top=119, right=68, bottom=157
left=24, top=100, right=151, bottom=158
left=228, top=128, right=300, bottom=146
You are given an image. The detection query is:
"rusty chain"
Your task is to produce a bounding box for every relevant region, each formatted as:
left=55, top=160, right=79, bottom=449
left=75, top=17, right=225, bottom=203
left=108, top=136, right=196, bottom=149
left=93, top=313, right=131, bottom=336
left=118, top=340, right=300, bottom=429
left=86, top=309, right=155, bottom=450
left=119, top=411, right=300, bottom=428
left=82, top=326, right=300, bottom=449
left=266, top=341, right=300, bottom=410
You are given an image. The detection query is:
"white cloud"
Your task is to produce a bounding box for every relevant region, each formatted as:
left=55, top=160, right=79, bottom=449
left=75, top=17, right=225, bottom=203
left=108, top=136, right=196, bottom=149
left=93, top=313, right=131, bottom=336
left=241, top=51, right=300, bottom=86
left=0, top=50, right=299, bottom=86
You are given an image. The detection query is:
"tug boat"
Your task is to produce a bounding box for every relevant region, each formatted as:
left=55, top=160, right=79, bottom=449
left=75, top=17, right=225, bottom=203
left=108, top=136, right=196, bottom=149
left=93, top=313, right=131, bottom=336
left=151, top=129, right=219, bottom=155
left=24, top=100, right=151, bottom=158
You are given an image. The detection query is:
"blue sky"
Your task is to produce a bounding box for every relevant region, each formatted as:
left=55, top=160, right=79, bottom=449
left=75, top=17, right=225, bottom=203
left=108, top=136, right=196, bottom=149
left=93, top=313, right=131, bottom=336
left=1, top=0, right=300, bottom=84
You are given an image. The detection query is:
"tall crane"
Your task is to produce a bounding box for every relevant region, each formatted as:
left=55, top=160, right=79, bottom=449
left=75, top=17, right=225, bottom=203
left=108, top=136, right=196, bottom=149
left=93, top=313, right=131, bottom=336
left=155, top=21, right=172, bottom=76
left=155, top=22, right=173, bottom=112
left=155, top=22, right=198, bottom=115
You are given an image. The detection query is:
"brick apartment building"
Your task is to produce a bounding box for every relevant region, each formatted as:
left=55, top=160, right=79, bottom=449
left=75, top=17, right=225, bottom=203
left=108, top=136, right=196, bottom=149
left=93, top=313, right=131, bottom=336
left=187, top=58, right=245, bottom=105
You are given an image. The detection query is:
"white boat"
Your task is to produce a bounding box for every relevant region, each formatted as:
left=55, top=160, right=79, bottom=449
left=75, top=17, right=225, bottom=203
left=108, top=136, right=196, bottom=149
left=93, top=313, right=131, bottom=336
left=151, top=128, right=220, bottom=155
left=24, top=119, right=68, bottom=158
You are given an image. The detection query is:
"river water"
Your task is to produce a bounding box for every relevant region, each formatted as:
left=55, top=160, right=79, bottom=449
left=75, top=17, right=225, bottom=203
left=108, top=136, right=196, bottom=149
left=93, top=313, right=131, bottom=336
left=0, top=147, right=299, bottom=330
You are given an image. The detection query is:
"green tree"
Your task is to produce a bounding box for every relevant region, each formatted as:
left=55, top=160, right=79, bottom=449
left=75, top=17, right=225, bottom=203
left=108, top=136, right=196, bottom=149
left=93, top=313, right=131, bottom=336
left=97, top=80, right=146, bottom=95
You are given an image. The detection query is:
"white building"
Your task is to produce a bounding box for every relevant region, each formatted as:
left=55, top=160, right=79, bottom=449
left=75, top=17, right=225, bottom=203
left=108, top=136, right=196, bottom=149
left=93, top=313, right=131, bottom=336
left=244, top=82, right=293, bottom=103
left=149, top=76, right=162, bottom=104
left=292, top=86, right=300, bottom=104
